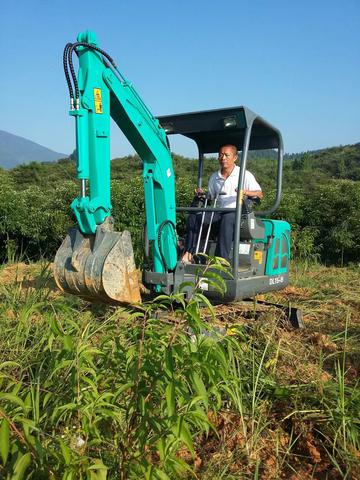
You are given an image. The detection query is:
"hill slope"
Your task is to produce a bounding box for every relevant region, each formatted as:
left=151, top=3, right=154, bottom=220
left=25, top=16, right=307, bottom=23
left=0, top=130, right=67, bottom=168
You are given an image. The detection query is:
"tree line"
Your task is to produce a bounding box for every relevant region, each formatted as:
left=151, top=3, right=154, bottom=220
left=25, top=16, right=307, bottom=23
left=0, top=143, right=359, bottom=265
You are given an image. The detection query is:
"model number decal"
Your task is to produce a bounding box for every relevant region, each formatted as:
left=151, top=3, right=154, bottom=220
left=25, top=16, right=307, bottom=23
left=269, top=275, right=284, bottom=286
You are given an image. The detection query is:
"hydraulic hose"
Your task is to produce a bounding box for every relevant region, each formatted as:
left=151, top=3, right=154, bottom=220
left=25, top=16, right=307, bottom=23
left=68, top=42, right=117, bottom=106
left=63, top=40, right=157, bottom=128
left=157, top=220, right=177, bottom=273
left=63, top=43, right=74, bottom=108
left=63, top=41, right=117, bottom=108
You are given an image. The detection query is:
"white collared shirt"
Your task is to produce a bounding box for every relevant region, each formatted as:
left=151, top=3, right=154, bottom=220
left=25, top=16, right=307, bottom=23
left=208, top=165, right=261, bottom=208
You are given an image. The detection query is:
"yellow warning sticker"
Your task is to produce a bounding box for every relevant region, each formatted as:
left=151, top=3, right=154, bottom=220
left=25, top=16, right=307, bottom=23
left=254, top=250, right=263, bottom=264
left=93, top=88, right=103, bottom=114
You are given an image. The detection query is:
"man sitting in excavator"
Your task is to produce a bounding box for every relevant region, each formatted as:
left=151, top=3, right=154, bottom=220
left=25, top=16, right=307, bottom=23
left=182, top=144, right=263, bottom=264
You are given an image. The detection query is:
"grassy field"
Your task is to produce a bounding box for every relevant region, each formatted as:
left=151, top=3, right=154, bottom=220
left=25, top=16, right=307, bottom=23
left=0, top=261, right=359, bottom=479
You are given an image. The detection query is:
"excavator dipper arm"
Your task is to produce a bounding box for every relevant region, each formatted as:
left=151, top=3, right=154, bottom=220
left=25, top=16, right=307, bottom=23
left=54, top=31, right=177, bottom=303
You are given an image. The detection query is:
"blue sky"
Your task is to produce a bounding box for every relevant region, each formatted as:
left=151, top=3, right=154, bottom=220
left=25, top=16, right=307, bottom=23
left=1, top=0, right=359, bottom=158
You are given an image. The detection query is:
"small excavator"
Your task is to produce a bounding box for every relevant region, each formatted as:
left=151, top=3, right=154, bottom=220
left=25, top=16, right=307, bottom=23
left=54, top=31, right=301, bottom=325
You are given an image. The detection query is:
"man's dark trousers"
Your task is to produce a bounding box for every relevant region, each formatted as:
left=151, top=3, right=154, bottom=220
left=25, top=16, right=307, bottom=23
left=185, top=211, right=235, bottom=262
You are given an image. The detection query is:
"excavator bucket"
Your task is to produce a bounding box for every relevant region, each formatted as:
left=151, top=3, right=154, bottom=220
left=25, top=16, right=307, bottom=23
left=54, top=218, right=141, bottom=304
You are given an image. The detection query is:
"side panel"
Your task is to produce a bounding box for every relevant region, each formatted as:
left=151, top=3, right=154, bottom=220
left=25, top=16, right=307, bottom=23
left=262, top=219, right=291, bottom=276
left=174, top=271, right=290, bottom=302
left=174, top=264, right=289, bottom=303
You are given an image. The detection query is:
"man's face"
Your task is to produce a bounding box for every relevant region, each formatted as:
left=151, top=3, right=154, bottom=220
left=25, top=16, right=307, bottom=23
left=218, top=146, right=237, bottom=170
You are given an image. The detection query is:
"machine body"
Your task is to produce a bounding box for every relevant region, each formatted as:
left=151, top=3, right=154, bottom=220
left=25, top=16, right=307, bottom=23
left=55, top=31, right=291, bottom=306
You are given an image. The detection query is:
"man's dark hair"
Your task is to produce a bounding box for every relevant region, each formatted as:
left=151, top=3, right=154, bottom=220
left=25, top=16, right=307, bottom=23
left=219, top=144, right=238, bottom=156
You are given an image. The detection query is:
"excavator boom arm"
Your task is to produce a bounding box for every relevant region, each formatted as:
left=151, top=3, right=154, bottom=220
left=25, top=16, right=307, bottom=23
left=54, top=31, right=178, bottom=304
left=71, top=31, right=177, bottom=274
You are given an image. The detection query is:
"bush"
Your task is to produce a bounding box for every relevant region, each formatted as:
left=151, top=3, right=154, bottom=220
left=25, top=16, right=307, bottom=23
left=302, top=181, right=360, bottom=265
left=0, top=167, right=359, bottom=265
left=0, top=183, right=76, bottom=261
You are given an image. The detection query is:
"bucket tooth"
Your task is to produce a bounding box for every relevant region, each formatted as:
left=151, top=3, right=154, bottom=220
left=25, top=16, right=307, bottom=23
left=54, top=218, right=141, bottom=304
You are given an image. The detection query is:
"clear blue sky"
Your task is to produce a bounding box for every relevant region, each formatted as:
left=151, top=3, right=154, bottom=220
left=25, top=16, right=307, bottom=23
left=1, top=0, right=359, bottom=158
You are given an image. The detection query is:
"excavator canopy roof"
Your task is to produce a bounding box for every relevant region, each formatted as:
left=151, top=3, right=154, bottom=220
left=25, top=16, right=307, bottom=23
left=158, top=106, right=282, bottom=154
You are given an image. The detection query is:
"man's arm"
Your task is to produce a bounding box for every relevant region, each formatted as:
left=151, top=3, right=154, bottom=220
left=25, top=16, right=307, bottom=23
left=244, top=171, right=263, bottom=199
left=207, top=172, right=217, bottom=200
left=244, top=189, right=263, bottom=199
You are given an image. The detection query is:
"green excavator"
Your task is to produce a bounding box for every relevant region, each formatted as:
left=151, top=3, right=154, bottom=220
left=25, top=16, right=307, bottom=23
left=54, top=31, right=299, bottom=325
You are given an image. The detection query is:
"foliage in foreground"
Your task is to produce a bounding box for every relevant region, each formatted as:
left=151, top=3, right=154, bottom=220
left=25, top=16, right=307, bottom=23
left=0, top=261, right=359, bottom=479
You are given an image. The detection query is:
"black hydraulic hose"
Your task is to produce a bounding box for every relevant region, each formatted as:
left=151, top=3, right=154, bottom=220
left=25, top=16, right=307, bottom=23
left=67, top=42, right=117, bottom=104
left=64, top=40, right=129, bottom=114
left=67, top=44, right=79, bottom=102
left=63, top=43, right=74, bottom=105
left=157, top=220, right=177, bottom=273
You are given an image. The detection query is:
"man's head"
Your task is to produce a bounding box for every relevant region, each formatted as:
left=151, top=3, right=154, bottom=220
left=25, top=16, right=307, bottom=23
left=218, top=144, right=238, bottom=172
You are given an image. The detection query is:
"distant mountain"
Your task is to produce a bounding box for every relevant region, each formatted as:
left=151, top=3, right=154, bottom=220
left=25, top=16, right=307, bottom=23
left=0, top=130, right=67, bottom=169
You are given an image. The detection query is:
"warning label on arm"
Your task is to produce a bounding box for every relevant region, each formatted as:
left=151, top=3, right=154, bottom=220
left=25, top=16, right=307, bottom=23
left=93, top=88, right=103, bottom=114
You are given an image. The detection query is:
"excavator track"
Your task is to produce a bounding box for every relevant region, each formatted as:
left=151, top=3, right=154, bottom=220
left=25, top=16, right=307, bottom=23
left=202, top=299, right=304, bottom=329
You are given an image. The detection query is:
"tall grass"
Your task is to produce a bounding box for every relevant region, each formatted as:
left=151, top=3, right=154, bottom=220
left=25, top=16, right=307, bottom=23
left=0, top=261, right=359, bottom=479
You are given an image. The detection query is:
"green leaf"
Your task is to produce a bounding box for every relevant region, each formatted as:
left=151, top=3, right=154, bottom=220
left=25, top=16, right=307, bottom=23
left=187, top=395, right=205, bottom=409
left=17, top=418, right=36, bottom=430
left=87, top=459, right=108, bottom=480
left=195, top=293, right=215, bottom=318
left=43, top=391, right=52, bottom=408
left=50, top=359, right=74, bottom=378
left=0, top=418, right=10, bottom=465
left=220, top=384, right=238, bottom=405
left=209, top=263, right=233, bottom=275
left=62, top=335, right=73, bottom=351
left=165, top=382, right=175, bottom=417
left=202, top=270, right=227, bottom=288
left=187, top=409, right=217, bottom=436
left=114, top=382, right=133, bottom=400
left=154, top=467, right=171, bottom=480
left=153, top=295, right=173, bottom=307
left=209, top=345, right=228, bottom=373
left=190, top=372, right=208, bottom=408
left=170, top=292, right=186, bottom=308
left=23, top=431, right=36, bottom=447
left=273, top=386, right=291, bottom=398
left=62, top=471, right=74, bottom=480
left=186, top=302, right=201, bottom=323
left=167, top=454, right=194, bottom=476
left=49, top=316, right=62, bottom=335
left=200, top=276, right=226, bottom=294
left=139, top=395, right=146, bottom=415
left=59, top=439, right=71, bottom=465
left=11, top=452, right=31, bottom=480
left=175, top=417, right=194, bottom=457
left=164, top=349, right=174, bottom=373
left=0, top=362, right=21, bottom=371
left=156, top=438, right=166, bottom=462
left=0, top=393, right=27, bottom=411
left=145, top=463, right=154, bottom=480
